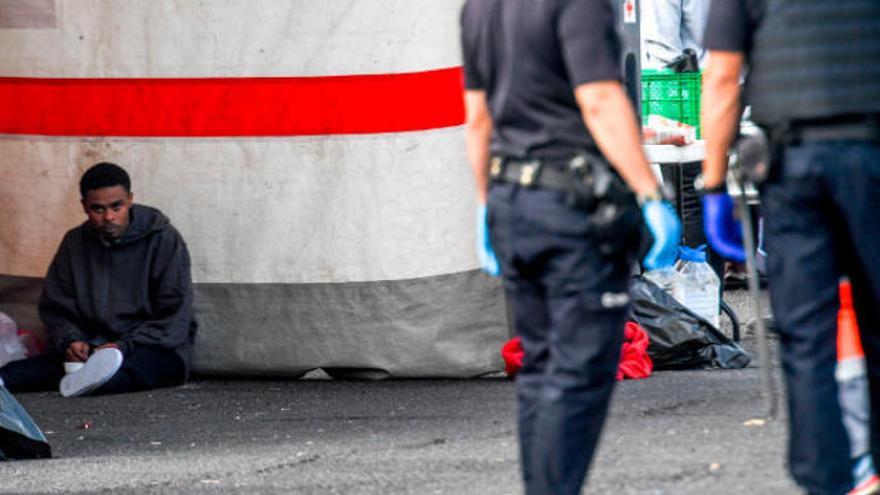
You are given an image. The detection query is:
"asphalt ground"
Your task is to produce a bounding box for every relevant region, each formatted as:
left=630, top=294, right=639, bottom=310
left=1, top=288, right=800, bottom=495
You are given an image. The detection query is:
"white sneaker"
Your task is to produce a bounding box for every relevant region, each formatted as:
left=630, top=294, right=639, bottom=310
left=60, top=348, right=123, bottom=397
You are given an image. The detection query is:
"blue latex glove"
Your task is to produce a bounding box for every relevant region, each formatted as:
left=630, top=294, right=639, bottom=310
left=476, top=205, right=501, bottom=276
left=701, top=192, right=746, bottom=263
left=642, top=200, right=683, bottom=270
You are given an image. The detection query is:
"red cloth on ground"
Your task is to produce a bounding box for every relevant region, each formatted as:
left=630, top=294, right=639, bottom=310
left=501, top=337, right=524, bottom=377
left=616, top=322, right=653, bottom=381
left=500, top=322, right=653, bottom=381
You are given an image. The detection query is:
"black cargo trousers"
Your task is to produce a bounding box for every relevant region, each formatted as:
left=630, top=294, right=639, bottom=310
left=488, top=179, right=634, bottom=495
left=761, top=140, right=880, bottom=495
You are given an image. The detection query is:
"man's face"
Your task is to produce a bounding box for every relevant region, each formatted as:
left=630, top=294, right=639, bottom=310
left=81, top=186, right=133, bottom=240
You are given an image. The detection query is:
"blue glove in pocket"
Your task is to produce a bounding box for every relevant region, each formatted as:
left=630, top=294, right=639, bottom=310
left=701, top=193, right=746, bottom=263
left=476, top=205, right=501, bottom=277
left=641, top=200, right=682, bottom=270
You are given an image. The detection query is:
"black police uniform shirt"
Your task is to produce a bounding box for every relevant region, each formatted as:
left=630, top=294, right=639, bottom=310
left=702, top=0, right=762, bottom=55
left=461, top=0, right=621, bottom=160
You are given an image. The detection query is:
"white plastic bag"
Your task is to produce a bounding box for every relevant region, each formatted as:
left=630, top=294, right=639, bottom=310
left=0, top=312, right=26, bottom=368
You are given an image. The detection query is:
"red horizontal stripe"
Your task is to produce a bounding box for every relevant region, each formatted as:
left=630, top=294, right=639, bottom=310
left=0, top=68, right=465, bottom=137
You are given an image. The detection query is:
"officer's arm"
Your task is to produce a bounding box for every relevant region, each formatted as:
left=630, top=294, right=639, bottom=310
left=701, top=50, right=744, bottom=188
left=574, top=81, right=659, bottom=196
left=464, top=90, right=493, bottom=204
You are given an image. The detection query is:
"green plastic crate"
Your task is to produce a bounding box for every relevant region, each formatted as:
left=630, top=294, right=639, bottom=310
left=641, top=69, right=701, bottom=138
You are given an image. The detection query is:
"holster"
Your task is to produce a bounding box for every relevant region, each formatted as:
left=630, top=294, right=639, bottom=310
left=565, top=152, right=643, bottom=259
left=734, top=128, right=776, bottom=185
left=490, top=151, right=643, bottom=259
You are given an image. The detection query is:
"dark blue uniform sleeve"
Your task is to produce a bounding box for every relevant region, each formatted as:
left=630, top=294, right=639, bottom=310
left=703, top=0, right=754, bottom=52
left=460, top=0, right=484, bottom=90
left=557, top=0, right=621, bottom=88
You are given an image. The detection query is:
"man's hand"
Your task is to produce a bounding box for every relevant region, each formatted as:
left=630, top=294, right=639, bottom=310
left=641, top=199, right=682, bottom=270
left=95, top=342, right=119, bottom=351
left=702, top=193, right=746, bottom=262
left=700, top=50, right=747, bottom=264
left=476, top=205, right=501, bottom=276
left=464, top=90, right=501, bottom=277
left=65, top=341, right=90, bottom=362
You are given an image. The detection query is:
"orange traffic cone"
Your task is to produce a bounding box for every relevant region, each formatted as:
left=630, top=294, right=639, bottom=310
left=837, top=279, right=880, bottom=495
left=838, top=279, right=866, bottom=377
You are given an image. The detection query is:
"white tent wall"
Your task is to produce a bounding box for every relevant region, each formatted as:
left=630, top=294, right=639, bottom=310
left=0, top=1, right=461, bottom=77
left=0, top=0, right=508, bottom=377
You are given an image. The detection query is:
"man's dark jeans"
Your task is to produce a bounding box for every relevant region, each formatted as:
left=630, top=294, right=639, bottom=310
left=488, top=182, right=632, bottom=495
left=0, top=344, right=186, bottom=395
left=762, top=141, right=880, bottom=495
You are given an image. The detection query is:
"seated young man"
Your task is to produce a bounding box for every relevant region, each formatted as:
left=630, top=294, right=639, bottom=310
left=0, top=162, right=197, bottom=397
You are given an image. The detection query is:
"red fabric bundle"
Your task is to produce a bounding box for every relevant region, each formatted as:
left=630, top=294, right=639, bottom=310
left=616, top=322, right=653, bottom=381
left=501, top=337, right=525, bottom=377
left=501, top=322, right=653, bottom=381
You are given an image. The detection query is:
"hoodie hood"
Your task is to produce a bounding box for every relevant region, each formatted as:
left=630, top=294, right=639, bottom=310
left=120, top=204, right=169, bottom=245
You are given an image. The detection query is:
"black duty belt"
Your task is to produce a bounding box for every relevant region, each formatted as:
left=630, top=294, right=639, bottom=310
left=795, top=123, right=880, bottom=143
left=489, top=156, right=573, bottom=191
left=785, top=115, right=880, bottom=143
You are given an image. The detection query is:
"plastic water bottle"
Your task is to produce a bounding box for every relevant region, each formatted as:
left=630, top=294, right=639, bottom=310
left=673, top=246, right=721, bottom=328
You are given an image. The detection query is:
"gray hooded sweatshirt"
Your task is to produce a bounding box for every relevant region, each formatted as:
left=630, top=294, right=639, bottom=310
left=39, top=204, right=197, bottom=373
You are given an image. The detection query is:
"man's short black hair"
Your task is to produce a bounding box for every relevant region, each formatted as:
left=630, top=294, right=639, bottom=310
left=80, top=162, right=131, bottom=198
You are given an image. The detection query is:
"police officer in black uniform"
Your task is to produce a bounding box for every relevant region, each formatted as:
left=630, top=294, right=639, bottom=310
left=700, top=1, right=880, bottom=494
left=461, top=1, right=682, bottom=493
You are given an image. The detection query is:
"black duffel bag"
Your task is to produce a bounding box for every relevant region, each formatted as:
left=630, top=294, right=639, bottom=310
left=629, top=276, right=751, bottom=370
